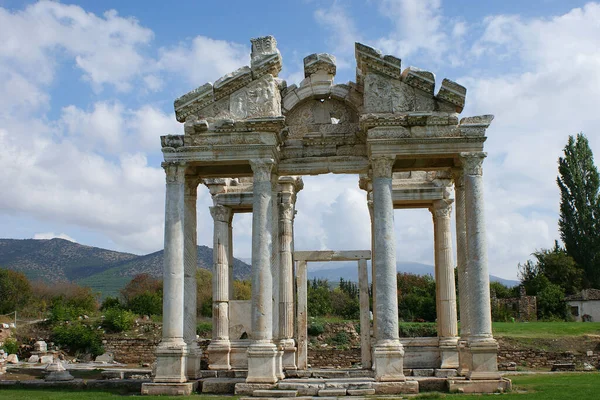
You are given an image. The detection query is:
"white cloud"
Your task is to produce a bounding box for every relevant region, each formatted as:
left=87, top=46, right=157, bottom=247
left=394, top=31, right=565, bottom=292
left=33, top=232, right=77, bottom=242
left=156, top=36, right=249, bottom=87
left=313, top=2, right=361, bottom=69
left=459, top=3, right=600, bottom=277
left=0, top=1, right=153, bottom=91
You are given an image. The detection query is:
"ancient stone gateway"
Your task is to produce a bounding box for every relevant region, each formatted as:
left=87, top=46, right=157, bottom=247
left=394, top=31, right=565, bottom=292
left=141, top=36, right=511, bottom=395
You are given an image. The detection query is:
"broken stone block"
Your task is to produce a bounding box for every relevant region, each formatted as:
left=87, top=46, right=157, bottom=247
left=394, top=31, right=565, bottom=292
left=95, top=352, right=114, bottom=363
left=28, top=355, right=40, bottom=363
left=6, top=354, right=18, bottom=364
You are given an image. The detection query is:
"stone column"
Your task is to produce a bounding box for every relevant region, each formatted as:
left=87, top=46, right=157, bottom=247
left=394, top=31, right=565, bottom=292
left=367, top=196, right=377, bottom=339
left=460, top=152, right=500, bottom=380
left=431, top=199, right=459, bottom=369
left=296, top=260, right=308, bottom=370
left=207, top=205, right=233, bottom=369
left=279, top=201, right=297, bottom=369
left=228, top=220, right=234, bottom=301
left=358, top=258, right=372, bottom=369
left=453, top=168, right=472, bottom=376
left=184, top=178, right=201, bottom=379
left=271, top=173, right=284, bottom=380
left=247, top=159, right=278, bottom=383
left=154, top=162, right=189, bottom=383
left=371, top=156, right=405, bottom=381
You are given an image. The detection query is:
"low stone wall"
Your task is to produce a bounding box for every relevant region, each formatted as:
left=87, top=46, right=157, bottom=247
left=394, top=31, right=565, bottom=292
left=498, top=349, right=600, bottom=370
left=102, top=338, right=159, bottom=365
left=308, top=348, right=361, bottom=368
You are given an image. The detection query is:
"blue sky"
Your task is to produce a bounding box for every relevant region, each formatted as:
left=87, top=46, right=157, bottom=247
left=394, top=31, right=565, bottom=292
left=1, top=0, right=600, bottom=280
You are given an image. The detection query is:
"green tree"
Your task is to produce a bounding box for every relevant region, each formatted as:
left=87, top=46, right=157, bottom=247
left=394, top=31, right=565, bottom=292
left=533, top=242, right=582, bottom=295
left=557, top=133, right=600, bottom=288
left=0, top=268, right=32, bottom=314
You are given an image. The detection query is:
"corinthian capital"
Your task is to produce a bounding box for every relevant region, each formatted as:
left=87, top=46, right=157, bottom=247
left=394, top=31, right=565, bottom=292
left=431, top=199, right=453, bottom=219
left=371, top=156, right=395, bottom=178
left=250, top=159, right=275, bottom=182
left=162, top=162, right=186, bottom=184
left=210, top=205, right=233, bottom=222
left=279, top=202, right=295, bottom=221
left=459, top=152, right=487, bottom=176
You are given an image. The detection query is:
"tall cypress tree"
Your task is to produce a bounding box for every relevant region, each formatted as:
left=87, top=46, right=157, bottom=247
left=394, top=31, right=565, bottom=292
left=557, top=133, right=600, bottom=288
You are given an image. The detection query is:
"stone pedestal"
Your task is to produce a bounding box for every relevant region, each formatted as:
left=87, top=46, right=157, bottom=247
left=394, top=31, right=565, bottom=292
left=154, top=342, right=189, bottom=383
left=246, top=342, right=278, bottom=383
left=371, top=156, right=405, bottom=382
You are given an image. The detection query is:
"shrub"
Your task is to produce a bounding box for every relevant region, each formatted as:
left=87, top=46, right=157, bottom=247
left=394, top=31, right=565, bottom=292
left=120, top=274, right=162, bottom=304
left=1, top=338, right=19, bottom=354
left=307, top=321, right=325, bottom=336
left=399, top=322, right=438, bottom=337
left=200, top=298, right=212, bottom=318
left=103, top=308, right=136, bottom=333
left=127, top=292, right=162, bottom=316
left=330, top=331, right=349, bottom=346
left=49, top=302, right=87, bottom=323
left=0, top=269, right=32, bottom=314
left=100, top=297, right=122, bottom=311
left=196, top=321, right=212, bottom=336
left=52, top=323, right=103, bottom=356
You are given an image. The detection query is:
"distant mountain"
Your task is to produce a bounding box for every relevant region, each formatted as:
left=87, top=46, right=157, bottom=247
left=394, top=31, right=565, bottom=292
left=306, top=260, right=519, bottom=287
left=0, top=238, right=251, bottom=298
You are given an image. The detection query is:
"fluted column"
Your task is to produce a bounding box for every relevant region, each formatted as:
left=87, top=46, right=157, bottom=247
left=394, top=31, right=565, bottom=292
left=184, top=178, right=201, bottom=378
left=371, top=156, right=405, bottom=382
left=460, top=152, right=500, bottom=380
left=367, top=196, right=377, bottom=338
left=207, top=205, right=233, bottom=369
left=453, top=168, right=472, bottom=375
left=247, top=159, right=278, bottom=383
left=296, top=260, right=308, bottom=370
left=431, top=199, right=459, bottom=369
left=154, top=162, right=188, bottom=383
left=228, top=221, right=234, bottom=301
left=279, top=201, right=297, bottom=369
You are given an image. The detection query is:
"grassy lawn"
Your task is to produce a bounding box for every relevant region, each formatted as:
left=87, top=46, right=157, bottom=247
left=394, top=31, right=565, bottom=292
left=492, top=322, right=600, bottom=338
left=1, top=374, right=599, bottom=399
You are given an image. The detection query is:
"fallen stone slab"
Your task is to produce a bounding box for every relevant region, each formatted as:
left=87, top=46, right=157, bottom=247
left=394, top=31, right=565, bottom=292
left=347, top=388, right=375, bottom=395
left=448, top=378, right=512, bottom=394
left=141, top=382, right=198, bottom=396
left=435, top=368, right=458, bottom=378
left=235, top=382, right=276, bottom=395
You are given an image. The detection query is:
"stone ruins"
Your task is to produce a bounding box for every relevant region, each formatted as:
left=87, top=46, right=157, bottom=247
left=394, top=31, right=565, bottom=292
left=141, top=36, right=511, bottom=395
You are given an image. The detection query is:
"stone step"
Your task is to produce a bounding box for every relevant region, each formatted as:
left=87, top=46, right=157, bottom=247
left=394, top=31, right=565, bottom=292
left=201, top=378, right=245, bottom=394
left=253, top=389, right=298, bottom=397
left=318, top=388, right=347, bottom=396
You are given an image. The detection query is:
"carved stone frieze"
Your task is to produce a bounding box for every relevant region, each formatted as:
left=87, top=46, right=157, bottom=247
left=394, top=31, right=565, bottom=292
left=371, top=156, right=395, bottom=178
left=210, top=205, right=233, bottom=222
left=162, top=162, right=186, bottom=183
left=174, top=83, right=214, bottom=123
left=459, top=115, right=495, bottom=137
left=355, top=42, right=402, bottom=81
left=214, top=66, right=253, bottom=101
left=250, top=35, right=282, bottom=79
left=304, top=53, right=336, bottom=77
left=249, top=159, right=275, bottom=182
left=431, top=199, right=454, bottom=219
left=230, top=74, right=281, bottom=120
left=401, top=67, right=435, bottom=95
left=459, top=152, right=487, bottom=176
left=161, top=135, right=184, bottom=149
left=436, top=78, right=467, bottom=113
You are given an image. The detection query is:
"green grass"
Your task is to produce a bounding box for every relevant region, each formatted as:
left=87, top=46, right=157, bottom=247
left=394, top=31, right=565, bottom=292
left=492, top=322, right=600, bottom=338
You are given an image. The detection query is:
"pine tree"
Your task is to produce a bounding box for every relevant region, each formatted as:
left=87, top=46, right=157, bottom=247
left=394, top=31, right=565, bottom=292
left=557, top=133, right=600, bottom=288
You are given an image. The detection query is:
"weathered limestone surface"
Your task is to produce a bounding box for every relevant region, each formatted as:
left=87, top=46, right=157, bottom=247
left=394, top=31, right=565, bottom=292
left=157, top=36, right=501, bottom=394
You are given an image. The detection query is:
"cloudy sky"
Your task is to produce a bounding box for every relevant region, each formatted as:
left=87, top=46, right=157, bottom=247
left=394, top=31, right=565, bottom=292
left=1, top=0, right=599, bottom=280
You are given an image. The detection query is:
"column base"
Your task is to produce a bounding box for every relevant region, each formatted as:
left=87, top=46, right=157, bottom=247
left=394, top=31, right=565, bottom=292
left=439, top=337, right=459, bottom=369
left=373, top=340, right=405, bottom=382
left=142, top=381, right=198, bottom=396
left=154, top=340, right=188, bottom=383
left=246, top=341, right=278, bottom=383
left=466, top=338, right=500, bottom=380
left=275, top=348, right=285, bottom=380
left=186, top=344, right=202, bottom=379
left=207, top=340, right=231, bottom=370
left=456, top=339, right=472, bottom=376
left=280, top=339, right=297, bottom=370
